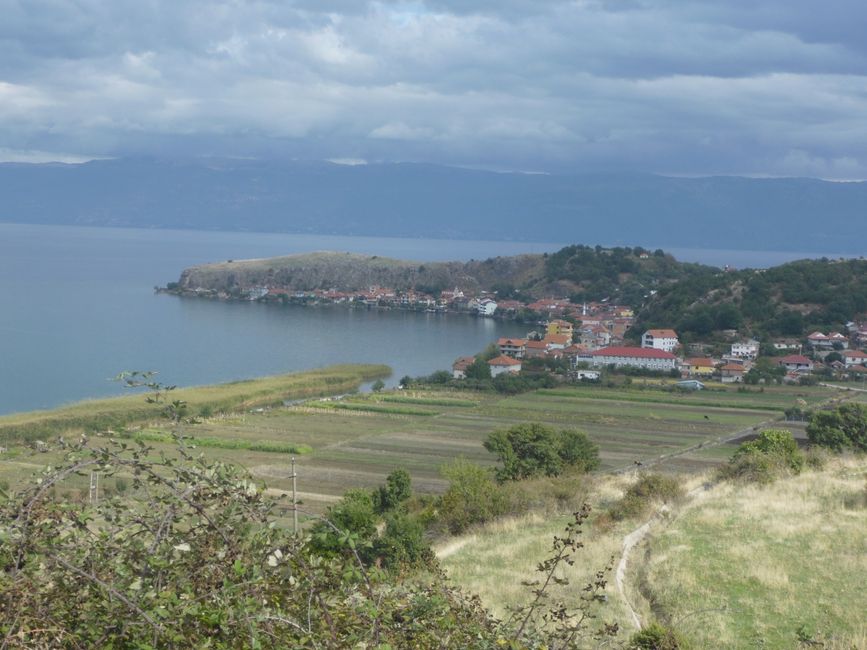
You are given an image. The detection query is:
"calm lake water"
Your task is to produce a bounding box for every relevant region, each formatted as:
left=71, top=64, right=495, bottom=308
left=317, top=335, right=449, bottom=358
left=0, top=222, right=852, bottom=415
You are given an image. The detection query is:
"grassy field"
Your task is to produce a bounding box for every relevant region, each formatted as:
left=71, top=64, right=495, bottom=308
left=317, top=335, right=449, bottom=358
left=639, top=459, right=867, bottom=649
left=0, top=379, right=840, bottom=516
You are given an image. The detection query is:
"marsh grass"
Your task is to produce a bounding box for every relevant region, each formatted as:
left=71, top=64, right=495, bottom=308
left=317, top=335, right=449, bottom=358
left=0, top=364, right=390, bottom=443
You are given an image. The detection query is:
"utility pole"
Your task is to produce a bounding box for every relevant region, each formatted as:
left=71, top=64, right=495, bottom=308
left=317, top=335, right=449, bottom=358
left=89, top=471, right=99, bottom=505
left=291, top=456, right=298, bottom=536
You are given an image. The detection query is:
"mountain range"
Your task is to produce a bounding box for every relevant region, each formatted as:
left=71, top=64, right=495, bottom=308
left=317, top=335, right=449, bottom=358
left=1, top=157, right=864, bottom=253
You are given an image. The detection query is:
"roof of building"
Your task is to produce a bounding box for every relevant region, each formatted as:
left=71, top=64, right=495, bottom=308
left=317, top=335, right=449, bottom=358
left=779, top=355, right=813, bottom=364
left=644, top=329, right=678, bottom=338
left=807, top=332, right=828, bottom=340
left=686, top=357, right=715, bottom=367
left=526, top=340, right=548, bottom=349
left=846, top=350, right=867, bottom=357
left=591, top=346, right=677, bottom=360
left=543, top=334, right=572, bottom=345
left=452, top=356, right=476, bottom=370
left=497, top=337, right=527, bottom=346
left=488, top=355, right=523, bottom=367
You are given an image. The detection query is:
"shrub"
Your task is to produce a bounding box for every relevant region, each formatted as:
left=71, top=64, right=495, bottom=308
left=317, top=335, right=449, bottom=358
left=719, top=429, right=804, bottom=484
left=609, top=473, right=684, bottom=521
left=438, top=458, right=508, bottom=534
left=373, top=468, right=412, bottom=514
left=629, top=621, right=686, bottom=649
left=807, top=403, right=867, bottom=452
left=484, top=423, right=600, bottom=482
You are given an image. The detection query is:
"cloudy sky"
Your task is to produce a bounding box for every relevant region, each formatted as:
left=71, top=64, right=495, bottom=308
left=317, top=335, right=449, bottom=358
left=1, top=0, right=865, bottom=178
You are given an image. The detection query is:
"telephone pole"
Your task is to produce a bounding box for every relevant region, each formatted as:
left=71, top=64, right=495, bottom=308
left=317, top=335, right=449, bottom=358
left=291, top=456, right=298, bottom=536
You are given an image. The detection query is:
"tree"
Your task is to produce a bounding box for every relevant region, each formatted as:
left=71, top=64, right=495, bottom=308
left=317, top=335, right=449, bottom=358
left=807, top=403, right=867, bottom=452
left=438, top=458, right=508, bottom=534
left=464, top=356, right=492, bottom=381
left=373, top=468, right=412, bottom=513
left=720, top=428, right=804, bottom=483
left=371, top=378, right=385, bottom=392
left=484, top=423, right=599, bottom=482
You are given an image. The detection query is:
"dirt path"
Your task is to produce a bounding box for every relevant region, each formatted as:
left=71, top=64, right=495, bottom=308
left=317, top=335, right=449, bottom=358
left=615, top=483, right=712, bottom=631
left=435, top=536, right=476, bottom=560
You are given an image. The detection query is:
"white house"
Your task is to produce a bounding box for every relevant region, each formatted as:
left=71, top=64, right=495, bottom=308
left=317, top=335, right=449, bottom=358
left=488, top=355, right=522, bottom=377
left=730, top=339, right=760, bottom=359
left=451, top=356, right=477, bottom=379
left=843, top=350, right=867, bottom=368
left=778, top=355, right=814, bottom=373
left=641, top=329, right=679, bottom=353
left=476, top=299, right=498, bottom=317
left=590, top=346, right=678, bottom=372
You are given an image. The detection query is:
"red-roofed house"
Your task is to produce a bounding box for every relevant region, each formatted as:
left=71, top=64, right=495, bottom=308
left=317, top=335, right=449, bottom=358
left=590, top=346, right=678, bottom=371
left=641, top=329, right=679, bottom=353
left=683, top=358, right=715, bottom=377
left=720, top=363, right=745, bottom=384
left=498, top=337, right=528, bottom=358
left=488, top=355, right=522, bottom=377
left=524, top=340, right=550, bottom=359
left=778, top=355, right=814, bottom=373
left=452, top=356, right=477, bottom=379
left=843, top=350, right=867, bottom=368
left=542, top=333, right=571, bottom=350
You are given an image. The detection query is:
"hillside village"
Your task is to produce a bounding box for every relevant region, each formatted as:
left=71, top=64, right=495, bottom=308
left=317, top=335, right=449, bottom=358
left=453, top=315, right=867, bottom=387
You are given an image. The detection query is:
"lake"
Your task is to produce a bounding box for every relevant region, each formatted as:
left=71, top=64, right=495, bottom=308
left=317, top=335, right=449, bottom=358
left=0, top=222, right=849, bottom=415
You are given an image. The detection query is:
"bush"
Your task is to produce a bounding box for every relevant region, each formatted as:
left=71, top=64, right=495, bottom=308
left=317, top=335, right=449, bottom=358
left=484, top=423, right=600, bottom=482
left=373, top=468, right=412, bottom=513
left=807, top=403, right=867, bottom=452
left=438, top=459, right=508, bottom=534
left=609, top=473, right=684, bottom=521
left=719, top=429, right=804, bottom=484
left=629, top=621, right=686, bottom=649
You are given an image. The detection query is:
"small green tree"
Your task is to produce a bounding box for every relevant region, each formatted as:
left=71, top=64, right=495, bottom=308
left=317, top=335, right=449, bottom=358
left=807, top=403, right=867, bottom=452
left=720, top=428, right=804, bottom=484
left=373, top=468, right=412, bottom=513
left=464, top=357, right=492, bottom=381
left=371, top=379, right=385, bottom=392
left=439, top=458, right=508, bottom=534
left=484, top=423, right=599, bottom=482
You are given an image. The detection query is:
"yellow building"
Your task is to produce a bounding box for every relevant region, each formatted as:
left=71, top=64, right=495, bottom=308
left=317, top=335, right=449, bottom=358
left=684, top=358, right=716, bottom=377
left=546, top=319, right=574, bottom=340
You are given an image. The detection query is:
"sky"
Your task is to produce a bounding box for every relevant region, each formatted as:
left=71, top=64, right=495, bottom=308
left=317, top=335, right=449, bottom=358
left=1, top=0, right=865, bottom=178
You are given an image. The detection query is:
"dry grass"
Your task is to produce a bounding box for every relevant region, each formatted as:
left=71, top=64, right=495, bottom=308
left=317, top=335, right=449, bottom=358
left=640, top=458, right=867, bottom=649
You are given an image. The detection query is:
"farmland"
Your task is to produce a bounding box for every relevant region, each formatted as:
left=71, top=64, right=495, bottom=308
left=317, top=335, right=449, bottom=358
left=0, top=372, right=839, bottom=515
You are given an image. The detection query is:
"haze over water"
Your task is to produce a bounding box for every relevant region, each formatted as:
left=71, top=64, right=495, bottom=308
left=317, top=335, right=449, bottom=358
left=0, top=222, right=849, bottom=416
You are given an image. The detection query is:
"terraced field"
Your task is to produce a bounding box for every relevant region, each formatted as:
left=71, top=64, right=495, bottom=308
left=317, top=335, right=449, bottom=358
left=0, top=380, right=841, bottom=515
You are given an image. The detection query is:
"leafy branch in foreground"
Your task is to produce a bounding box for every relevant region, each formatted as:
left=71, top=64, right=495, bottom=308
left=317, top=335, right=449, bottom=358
left=0, top=374, right=619, bottom=648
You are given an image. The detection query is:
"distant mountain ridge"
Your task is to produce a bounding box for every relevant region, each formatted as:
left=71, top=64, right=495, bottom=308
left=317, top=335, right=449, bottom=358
left=1, top=157, right=865, bottom=252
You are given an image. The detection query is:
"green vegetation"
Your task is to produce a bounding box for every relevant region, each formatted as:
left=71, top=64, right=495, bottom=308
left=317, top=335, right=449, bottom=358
left=718, top=428, right=805, bottom=484
left=484, top=422, right=599, bottom=481
left=0, top=364, right=390, bottom=444
left=122, top=429, right=313, bottom=455
left=635, top=258, right=867, bottom=341
left=606, top=473, right=684, bottom=522
left=807, top=402, right=867, bottom=452
left=641, top=459, right=867, bottom=649
left=438, top=458, right=510, bottom=534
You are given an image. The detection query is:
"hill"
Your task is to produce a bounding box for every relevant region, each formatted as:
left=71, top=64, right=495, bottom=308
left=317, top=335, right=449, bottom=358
left=170, top=246, right=712, bottom=304
left=2, top=157, right=867, bottom=252
left=633, top=257, right=867, bottom=341
left=170, top=247, right=867, bottom=342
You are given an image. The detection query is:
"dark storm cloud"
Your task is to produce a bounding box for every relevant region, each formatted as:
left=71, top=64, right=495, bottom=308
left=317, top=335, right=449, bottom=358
left=0, top=0, right=865, bottom=177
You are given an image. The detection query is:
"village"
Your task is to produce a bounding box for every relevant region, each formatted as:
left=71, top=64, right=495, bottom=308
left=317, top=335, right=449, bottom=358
left=220, top=281, right=867, bottom=387
left=454, top=318, right=867, bottom=388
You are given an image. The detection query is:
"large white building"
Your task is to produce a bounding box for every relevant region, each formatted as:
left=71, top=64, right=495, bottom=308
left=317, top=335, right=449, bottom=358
left=590, top=346, right=678, bottom=372
left=731, top=339, right=760, bottom=359
left=641, top=329, right=679, bottom=353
